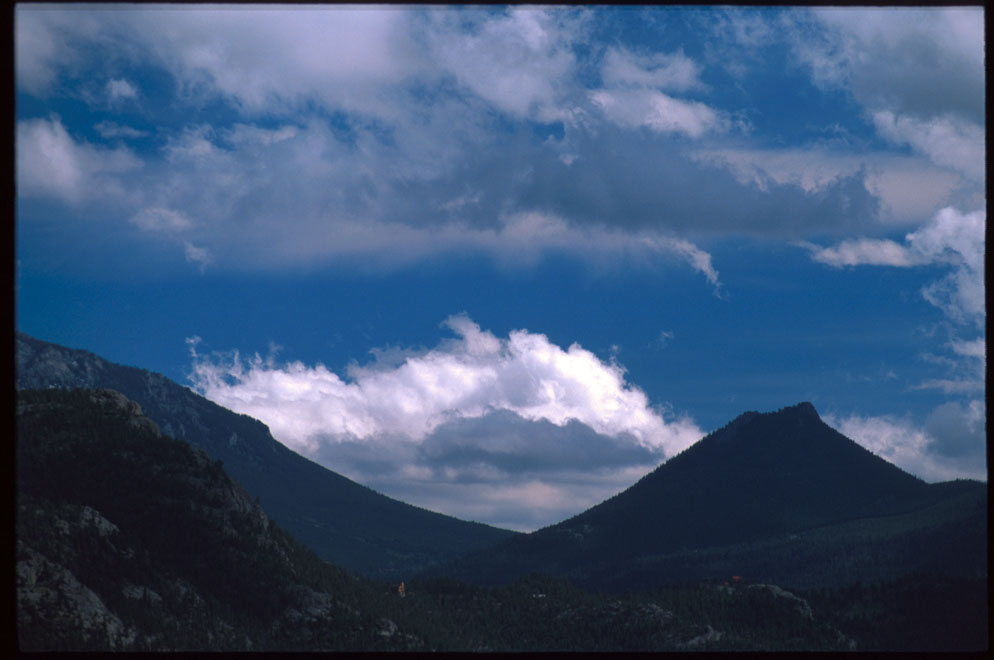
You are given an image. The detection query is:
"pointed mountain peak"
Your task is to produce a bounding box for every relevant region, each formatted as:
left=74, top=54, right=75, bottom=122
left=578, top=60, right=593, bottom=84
left=793, top=400, right=817, bottom=415
left=746, top=402, right=822, bottom=426
left=781, top=401, right=819, bottom=420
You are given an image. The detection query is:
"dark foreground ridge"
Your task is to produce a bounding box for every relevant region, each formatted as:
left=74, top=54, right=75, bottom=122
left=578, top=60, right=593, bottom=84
left=16, top=388, right=986, bottom=652
left=15, top=332, right=516, bottom=579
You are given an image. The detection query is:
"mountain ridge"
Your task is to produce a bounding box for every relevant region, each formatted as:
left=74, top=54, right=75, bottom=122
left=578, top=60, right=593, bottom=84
left=15, top=332, right=517, bottom=579
left=16, top=387, right=433, bottom=651
left=433, top=400, right=985, bottom=590
left=16, top=387, right=986, bottom=651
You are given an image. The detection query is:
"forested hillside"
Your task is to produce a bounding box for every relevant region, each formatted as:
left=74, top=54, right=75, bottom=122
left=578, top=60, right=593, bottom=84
left=16, top=332, right=516, bottom=580
left=436, top=403, right=987, bottom=593
left=16, top=389, right=986, bottom=651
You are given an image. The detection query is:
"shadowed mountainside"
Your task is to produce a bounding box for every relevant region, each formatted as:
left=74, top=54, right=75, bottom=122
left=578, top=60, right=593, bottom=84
left=19, top=388, right=879, bottom=652
left=15, top=332, right=516, bottom=579
left=435, top=402, right=986, bottom=591
left=16, top=387, right=432, bottom=651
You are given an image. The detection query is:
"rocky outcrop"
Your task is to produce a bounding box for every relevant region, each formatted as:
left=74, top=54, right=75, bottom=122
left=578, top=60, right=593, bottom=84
left=16, top=387, right=422, bottom=652
left=678, top=624, right=724, bottom=650
left=17, top=542, right=138, bottom=651
left=747, top=583, right=813, bottom=620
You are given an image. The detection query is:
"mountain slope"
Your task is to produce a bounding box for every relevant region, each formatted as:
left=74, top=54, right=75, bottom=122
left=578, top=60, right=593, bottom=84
left=15, top=332, right=516, bottom=579
left=16, top=387, right=433, bottom=651
left=18, top=388, right=872, bottom=652
left=437, top=402, right=986, bottom=589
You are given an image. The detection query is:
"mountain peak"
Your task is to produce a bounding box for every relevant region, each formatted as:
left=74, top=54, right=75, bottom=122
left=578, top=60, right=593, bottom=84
left=775, top=401, right=821, bottom=426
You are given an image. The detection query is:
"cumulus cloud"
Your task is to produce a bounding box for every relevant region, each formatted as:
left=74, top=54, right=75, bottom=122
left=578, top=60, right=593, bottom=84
left=590, top=43, right=722, bottom=138
left=187, top=315, right=703, bottom=529
left=788, top=8, right=984, bottom=183
left=135, top=7, right=419, bottom=119
left=590, top=88, right=722, bottom=138
left=106, top=78, right=137, bottom=101
left=600, top=46, right=704, bottom=92
left=873, top=111, right=984, bottom=183
left=12, top=6, right=980, bottom=275
left=805, top=207, right=985, bottom=326
left=692, top=148, right=965, bottom=225
left=76, top=113, right=727, bottom=282
left=16, top=5, right=914, bottom=273
left=805, top=206, right=984, bottom=411
left=825, top=401, right=986, bottom=483
left=426, top=8, right=582, bottom=123
left=190, top=314, right=701, bottom=452
left=315, top=411, right=667, bottom=530
left=905, top=208, right=985, bottom=326
left=802, top=8, right=983, bottom=123
left=16, top=116, right=141, bottom=205
left=15, top=7, right=98, bottom=96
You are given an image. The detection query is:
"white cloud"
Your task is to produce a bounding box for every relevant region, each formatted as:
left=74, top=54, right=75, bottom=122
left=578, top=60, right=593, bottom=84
left=188, top=316, right=703, bottom=529
left=825, top=401, right=986, bottom=483
left=469, top=212, right=721, bottom=288
left=600, top=46, right=703, bottom=92
left=652, top=237, right=720, bottom=288
left=127, top=208, right=212, bottom=272
left=16, top=116, right=142, bottom=205
left=130, top=207, right=193, bottom=232
left=805, top=206, right=985, bottom=326
left=804, top=238, right=921, bottom=268
left=691, top=148, right=963, bottom=225
left=427, top=8, right=581, bottom=123
left=15, top=8, right=66, bottom=95
left=788, top=8, right=984, bottom=184
left=873, top=111, right=984, bottom=183
left=106, top=78, right=137, bottom=101
left=905, top=207, right=985, bottom=326
left=805, top=206, right=984, bottom=403
left=590, top=42, right=719, bottom=139
left=138, top=7, right=419, bottom=119
left=190, top=314, right=701, bottom=453
left=950, top=338, right=985, bottom=361
left=94, top=121, right=148, bottom=139
left=914, top=336, right=985, bottom=395
left=590, top=88, right=722, bottom=138
left=798, top=8, right=983, bottom=121
left=183, top=242, right=212, bottom=271
left=314, top=412, right=670, bottom=531
left=13, top=7, right=978, bottom=275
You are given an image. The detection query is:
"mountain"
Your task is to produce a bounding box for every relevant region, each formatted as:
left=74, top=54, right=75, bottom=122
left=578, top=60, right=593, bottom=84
left=436, top=402, right=986, bottom=591
left=16, top=387, right=431, bottom=651
left=18, top=388, right=873, bottom=652
left=15, top=332, right=516, bottom=579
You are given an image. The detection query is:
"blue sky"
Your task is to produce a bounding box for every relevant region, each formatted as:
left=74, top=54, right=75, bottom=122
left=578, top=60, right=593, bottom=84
left=16, top=5, right=985, bottom=531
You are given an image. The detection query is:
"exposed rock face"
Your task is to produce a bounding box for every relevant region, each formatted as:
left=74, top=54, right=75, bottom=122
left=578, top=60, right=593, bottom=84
left=679, top=624, right=724, bottom=650
left=17, top=542, right=138, bottom=651
left=747, top=583, right=814, bottom=620
left=376, top=618, right=399, bottom=638
left=15, top=388, right=427, bottom=652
